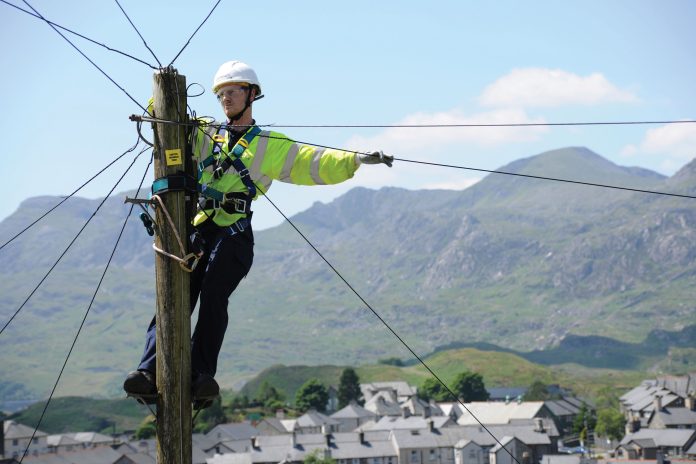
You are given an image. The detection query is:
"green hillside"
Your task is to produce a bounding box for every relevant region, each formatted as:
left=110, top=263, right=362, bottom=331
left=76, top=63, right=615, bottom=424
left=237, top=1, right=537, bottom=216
left=1, top=147, right=695, bottom=400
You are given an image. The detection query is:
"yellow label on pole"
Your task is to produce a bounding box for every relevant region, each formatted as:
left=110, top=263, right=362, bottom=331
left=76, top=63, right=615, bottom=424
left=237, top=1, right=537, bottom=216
left=165, top=148, right=182, bottom=166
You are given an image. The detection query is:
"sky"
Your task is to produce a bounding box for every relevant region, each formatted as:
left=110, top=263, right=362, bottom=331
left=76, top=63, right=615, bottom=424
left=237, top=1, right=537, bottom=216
left=1, top=0, right=695, bottom=230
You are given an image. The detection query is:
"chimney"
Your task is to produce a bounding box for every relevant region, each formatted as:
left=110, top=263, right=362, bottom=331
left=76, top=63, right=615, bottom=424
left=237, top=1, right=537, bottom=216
left=291, top=431, right=297, bottom=448
left=653, top=395, right=662, bottom=411
left=359, top=430, right=365, bottom=445
left=422, top=405, right=431, bottom=418
left=534, top=418, right=545, bottom=433
left=686, top=395, right=695, bottom=411
left=251, top=436, right=259, bottom=449
left=427, top=419, right=435, bottom=433
left=324, top=430, right=332, bottom=448
left=276, top=408, right=285, bottom=419
left=402, top=407, right=411, bottom=418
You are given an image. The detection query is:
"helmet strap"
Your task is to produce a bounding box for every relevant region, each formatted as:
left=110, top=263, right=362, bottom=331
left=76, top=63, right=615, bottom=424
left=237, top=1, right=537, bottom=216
left=227, top=87, right=254, bottom=126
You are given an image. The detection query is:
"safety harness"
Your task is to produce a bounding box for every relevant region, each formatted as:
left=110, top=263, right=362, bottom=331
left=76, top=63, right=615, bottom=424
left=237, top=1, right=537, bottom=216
left=196, top=124, right=261, bottom=216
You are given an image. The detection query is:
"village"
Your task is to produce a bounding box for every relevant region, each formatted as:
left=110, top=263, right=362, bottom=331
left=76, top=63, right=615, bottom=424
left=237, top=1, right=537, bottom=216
left=2, top=373, right=695, bottom=464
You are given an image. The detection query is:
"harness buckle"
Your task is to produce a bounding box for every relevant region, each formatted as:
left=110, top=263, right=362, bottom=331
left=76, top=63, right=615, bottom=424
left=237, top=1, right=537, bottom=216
left=224, top=197, right=247, bottom=214
left=213, top=166, right=224, bottom=179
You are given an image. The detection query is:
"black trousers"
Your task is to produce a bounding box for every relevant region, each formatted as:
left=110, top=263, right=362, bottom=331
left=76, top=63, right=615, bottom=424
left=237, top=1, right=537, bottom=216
left=138, top=219, right=254, bottom=377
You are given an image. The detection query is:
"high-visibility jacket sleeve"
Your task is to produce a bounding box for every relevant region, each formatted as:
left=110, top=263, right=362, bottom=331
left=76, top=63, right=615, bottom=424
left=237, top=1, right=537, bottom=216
left=255, top=131, right=360, bottom=186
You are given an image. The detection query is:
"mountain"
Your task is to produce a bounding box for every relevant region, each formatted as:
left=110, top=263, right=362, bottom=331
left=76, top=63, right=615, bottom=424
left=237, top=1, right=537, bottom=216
left=1, top=146, right=694, bottom=400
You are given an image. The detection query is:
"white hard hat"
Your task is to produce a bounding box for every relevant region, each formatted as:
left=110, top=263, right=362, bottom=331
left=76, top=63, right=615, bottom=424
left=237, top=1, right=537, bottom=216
left=212, top=61, right=262, bottom=97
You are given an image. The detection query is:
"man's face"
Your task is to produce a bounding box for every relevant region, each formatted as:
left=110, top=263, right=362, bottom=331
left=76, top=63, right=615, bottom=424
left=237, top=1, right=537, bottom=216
left=217, top=84, right=251, bottom=119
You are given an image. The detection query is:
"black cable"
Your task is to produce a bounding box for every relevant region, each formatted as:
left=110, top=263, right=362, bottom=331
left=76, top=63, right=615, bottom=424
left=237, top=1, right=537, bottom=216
left=256, top=119, right=696, bottom=128
left=0, top=144, right=151, bottom=337
left=0, top=0, right=157, bottom=69
left=395, top=157, right=696, bottom=200
left=113, top=0, right=163, bottom=68
left=0, top=137, right=142, bottom=252
left=22, top=0, right=148, bottom=114
left=257, top=187, right=524, bottom=464
left=168, top=0, right=222, bottom=66
left=17, top=150, right=153, bottom=463
left=255, top=132, right=696, bottom=200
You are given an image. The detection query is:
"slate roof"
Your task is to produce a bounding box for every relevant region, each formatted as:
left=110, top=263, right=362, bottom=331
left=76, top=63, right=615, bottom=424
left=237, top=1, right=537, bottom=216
left=361, top=416, right=453, bottom=431
left=331, top=401, right=377, bottom=420
left=67, top=432, right=114, bottom=444
left=361, top=382, right=417, bottom=401
left=3, top=420, right=48, bottom=439
left=456, top=401, right=546, bottom=425
left=655, top=373, right=696, bottom=398
left=207, top=422, right=259, bottom=441
left=650, top=407, right=696, bottom=426
left=46, top=434, right=80, bottom=447
left=488, top=388, right=527, bottom=401
left=620, top=428, right=696, bottom=447
left=295, top=410, right=340, bottom=428
left=544, top=399, right=581, bottom=417
left=364, top=396, right=402, bottom=417
left=21, top=447, right=121, bottom=464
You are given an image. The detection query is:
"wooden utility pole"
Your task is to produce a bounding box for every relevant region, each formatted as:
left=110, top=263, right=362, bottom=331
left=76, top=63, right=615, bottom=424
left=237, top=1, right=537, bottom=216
left=151, top=67, right=192, bottom=464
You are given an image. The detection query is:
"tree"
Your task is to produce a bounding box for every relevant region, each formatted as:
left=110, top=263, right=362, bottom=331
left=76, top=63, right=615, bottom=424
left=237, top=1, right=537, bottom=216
left=134, top=416, right=156, bottom=439
left=256, top=381, right=285, bottom=408
left=573, top=404, right=597, bottom=445
left=595, top=407, right=625, bottom=442
left=337, top=368, right=362, bottom=408
left=452, top=371, right=489, bottom=402
left=295, top=378, right=329, bottom=412
left=419, top=377, right=453, bottom=402
left=194, top=397, right=227, bottom=433
left=304, top=449, right=336, bottom=464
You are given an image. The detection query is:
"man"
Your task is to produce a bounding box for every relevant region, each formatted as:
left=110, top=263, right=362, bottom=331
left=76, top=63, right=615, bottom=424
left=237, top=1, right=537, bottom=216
left=124, top=61, right=392, bottom=402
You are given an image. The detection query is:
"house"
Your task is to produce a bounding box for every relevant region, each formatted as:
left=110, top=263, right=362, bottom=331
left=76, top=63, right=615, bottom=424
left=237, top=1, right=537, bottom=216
left=362, top=416, right=455, bottom=432
left=46, top=435, right=81, bottom=454
left=456, top=402, right=554, bottom=426
left=543, top=398, right=586, bottom=436
left=620, top=374, right=696, bottom=431
left=646, top=396, right=696, bottom=430
left=66, top=432, right=114, bottom=449
left=489, top=436, right=531, bottom=464
left=254, top=417, right=292, bottom=436
left=364, top=395, right=403, bottom=418
left=293, top=410, right=340, bottom=435
left=401, top=397, right=444, bottom=419
left=331, top=400, right=378, bottom=432
left=453, top=439, right=484, bottom=464
left=617, top=428, right=696, bottom=459
left=362, top=382, right=418, bottom=404
left=3, top=420, right=50, bottom=459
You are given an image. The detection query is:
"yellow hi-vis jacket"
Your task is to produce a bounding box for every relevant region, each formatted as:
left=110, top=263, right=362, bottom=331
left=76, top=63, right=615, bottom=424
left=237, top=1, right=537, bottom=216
left=191, top=120, right=360, bottom=227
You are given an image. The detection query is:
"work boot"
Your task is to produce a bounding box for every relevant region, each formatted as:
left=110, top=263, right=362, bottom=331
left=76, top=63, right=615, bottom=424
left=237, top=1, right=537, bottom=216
left=192, top=373, right=219, bottom=400
left=123, top=370, right=156, bottom=396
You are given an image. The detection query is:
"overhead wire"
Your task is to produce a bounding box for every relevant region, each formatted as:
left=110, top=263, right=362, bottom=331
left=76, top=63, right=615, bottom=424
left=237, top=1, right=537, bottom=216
left=168, top=0, right=222, bottom=67
left=0, top=0, right=157, bottom=69
left=17, top=149, right=154, bottom=463
left=0, top=137, right=143, bottom=252
left=113, top=0, right=163, bottom=68
left=21, top=0, right=148, bottom=113
left=255, top=183, right=525, bottom=464
left=195, top=124, right=524, bottom=462
left=256, top=119, right=696, bottom=128
left=0, top=143, right=151, bottom=337
left=256, top=132, right=696, bottom=200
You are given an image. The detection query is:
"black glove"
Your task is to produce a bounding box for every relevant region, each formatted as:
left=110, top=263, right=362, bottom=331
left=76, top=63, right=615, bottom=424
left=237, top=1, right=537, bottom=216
left=358, top=150, right=393, bottom=167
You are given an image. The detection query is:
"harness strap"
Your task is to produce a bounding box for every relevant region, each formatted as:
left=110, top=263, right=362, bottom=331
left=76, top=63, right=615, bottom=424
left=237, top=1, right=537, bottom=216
left=152, top=173, right=198, bottom=195
left=197, top=125, right=261, bottom=199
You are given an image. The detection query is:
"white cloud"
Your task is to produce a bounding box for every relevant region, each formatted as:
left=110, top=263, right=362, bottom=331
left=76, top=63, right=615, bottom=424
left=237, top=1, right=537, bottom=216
left=479, top=68, right=638, bottom=108
left=618, top=122, right=696, bottom=173
left=345, top=108, right=548, bottom=158
left=640, top=123, right=696, bottom=159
